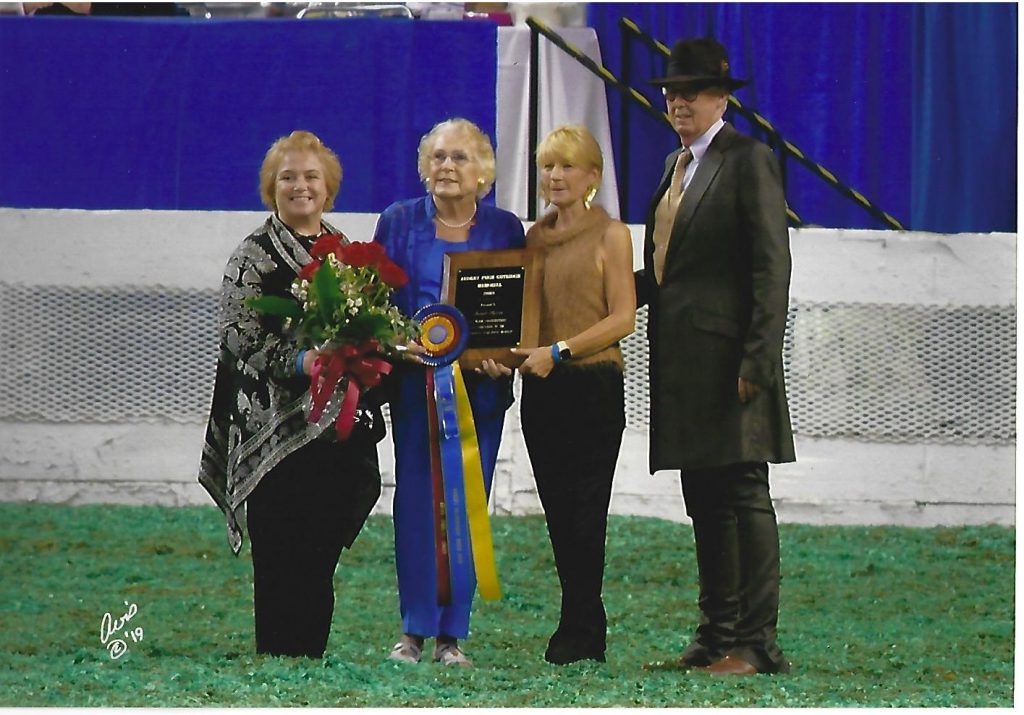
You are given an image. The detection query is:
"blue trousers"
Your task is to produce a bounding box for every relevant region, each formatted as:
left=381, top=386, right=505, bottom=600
left=390, top=368, right=505, bottom=639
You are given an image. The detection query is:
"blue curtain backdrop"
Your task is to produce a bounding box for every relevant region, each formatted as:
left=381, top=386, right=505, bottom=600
left=0, top=17, right=497, bottom=213
left=911, top=4, right=1017, bottom=233
left=588, top=2, right=1016, bottom=233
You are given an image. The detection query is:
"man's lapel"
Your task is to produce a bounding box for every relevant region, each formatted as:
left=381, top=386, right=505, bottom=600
left=644, top=147, right=684, bottom=268
left=654, top=148, right=681, bottom=201
left=664, top=124, right=734, bottom=268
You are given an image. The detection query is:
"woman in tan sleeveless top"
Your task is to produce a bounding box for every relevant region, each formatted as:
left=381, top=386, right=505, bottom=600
left=510, top=125, right=636, bottom=664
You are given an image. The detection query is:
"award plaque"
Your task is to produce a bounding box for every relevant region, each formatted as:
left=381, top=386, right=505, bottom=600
left=441, top=248, right=543, bottom=370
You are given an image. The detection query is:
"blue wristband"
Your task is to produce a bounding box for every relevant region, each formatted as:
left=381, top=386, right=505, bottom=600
left=550, top=343, right=561, bottom=364
left=296, top=349, right=307, bottom=376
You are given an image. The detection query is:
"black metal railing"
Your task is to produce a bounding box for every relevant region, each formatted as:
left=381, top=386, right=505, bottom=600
left=525, top=16, right=802, bottom=226
left=525, top=16, right=906, bottom=230
left=618, top=17, right=905, bottom=230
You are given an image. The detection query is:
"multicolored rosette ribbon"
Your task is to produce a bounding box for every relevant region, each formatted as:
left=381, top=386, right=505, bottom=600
left=415, top=303, right=469, bottom=367
left=413, top=303, right=501, bottom=605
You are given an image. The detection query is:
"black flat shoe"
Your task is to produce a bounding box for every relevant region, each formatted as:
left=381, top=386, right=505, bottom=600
left=544, top=636, right=606, bottom=665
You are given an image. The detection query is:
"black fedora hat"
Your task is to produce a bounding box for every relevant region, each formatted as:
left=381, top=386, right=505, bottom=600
left=649, top=37, right=748, bottom=90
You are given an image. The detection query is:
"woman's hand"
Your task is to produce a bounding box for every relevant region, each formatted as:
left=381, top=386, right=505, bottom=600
left=396, top=340, right=427, bottom=365
left=511, top=346, right=556, bottom=378
left=475, top=358, right=513, bottom=379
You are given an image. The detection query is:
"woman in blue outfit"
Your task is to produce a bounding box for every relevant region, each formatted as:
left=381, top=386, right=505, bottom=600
left=373, top=118, right=525, bottom=667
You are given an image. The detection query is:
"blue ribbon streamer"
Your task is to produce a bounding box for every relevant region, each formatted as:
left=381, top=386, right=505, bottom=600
left=432, top=363, right=474, bottom=605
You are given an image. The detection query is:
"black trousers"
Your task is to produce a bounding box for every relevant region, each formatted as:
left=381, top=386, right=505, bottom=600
left=521, top=365, right=625, bottom=652
left=246, top=437, right=381, bottom=658
left=680, top=461, right=788, bottom=673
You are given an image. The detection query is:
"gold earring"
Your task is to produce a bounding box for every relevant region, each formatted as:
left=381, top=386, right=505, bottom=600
left=583, top=186, right=598, bottom=210
left=478, top=177, right=486, bottom=188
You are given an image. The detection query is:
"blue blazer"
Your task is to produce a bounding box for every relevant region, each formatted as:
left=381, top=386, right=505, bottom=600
left=373, top=194, right=526, bottom=421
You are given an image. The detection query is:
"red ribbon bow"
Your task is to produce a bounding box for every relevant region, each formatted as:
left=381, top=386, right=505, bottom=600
left=307, top=339, right=392, bottom=440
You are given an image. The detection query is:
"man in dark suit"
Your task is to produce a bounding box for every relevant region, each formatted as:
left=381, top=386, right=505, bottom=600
left=636, top=38, right=796, bottom=675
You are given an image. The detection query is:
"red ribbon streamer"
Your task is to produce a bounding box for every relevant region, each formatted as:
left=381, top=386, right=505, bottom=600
left=425, top=368, right=452, bottom=606
left=307, top=339, right=392, bottom=440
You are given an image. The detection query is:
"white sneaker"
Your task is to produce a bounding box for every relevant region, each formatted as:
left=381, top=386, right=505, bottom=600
left=433, top=642, right=472, bottom=668
left=388, top=640, right=422, bottom=664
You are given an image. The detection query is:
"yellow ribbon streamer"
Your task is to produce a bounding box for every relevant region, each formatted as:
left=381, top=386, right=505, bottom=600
left=451, top=362, right=502, bottom=600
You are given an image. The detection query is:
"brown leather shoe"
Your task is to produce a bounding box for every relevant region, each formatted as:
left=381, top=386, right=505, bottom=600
left=677, top=642, right=722, bottom=668
left=701, top=655, right=759, bottom=675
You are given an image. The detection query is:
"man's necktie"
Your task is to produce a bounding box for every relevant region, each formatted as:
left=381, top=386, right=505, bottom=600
left=652, top=147, right=693, bottom=284
left=671, top=146, right=693, bottom=200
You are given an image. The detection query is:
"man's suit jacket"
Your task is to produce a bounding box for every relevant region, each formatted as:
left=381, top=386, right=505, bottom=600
left=638, top=123, right=796, bottom=472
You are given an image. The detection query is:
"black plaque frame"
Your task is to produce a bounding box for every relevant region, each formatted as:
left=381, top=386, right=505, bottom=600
left=441, top=248, right=543, bottom=370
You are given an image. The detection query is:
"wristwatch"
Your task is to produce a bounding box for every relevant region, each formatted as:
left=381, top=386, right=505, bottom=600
left=556, top=340, right=572, bottom=361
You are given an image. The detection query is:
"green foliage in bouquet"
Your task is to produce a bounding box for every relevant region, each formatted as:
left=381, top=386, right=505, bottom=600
left=246, top=235, right=418, bottom=351
left=244, top=295, right=302, bottom=319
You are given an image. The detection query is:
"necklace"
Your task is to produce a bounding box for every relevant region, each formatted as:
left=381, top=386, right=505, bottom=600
left=434, top=201, right=477, bottom=229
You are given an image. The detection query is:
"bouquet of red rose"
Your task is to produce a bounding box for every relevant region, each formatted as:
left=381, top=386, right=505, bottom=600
left=247, top=235, right=418, bottom=440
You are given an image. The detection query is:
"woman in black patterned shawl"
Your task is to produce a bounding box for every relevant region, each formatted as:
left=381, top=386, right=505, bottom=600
left=199, top=130, right=383, bottom=658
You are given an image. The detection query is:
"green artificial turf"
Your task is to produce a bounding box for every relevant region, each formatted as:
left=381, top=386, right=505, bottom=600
left=0, top=503, right=1013, bottom=707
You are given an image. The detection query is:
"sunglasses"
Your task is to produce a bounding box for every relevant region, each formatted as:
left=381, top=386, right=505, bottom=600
left=662, top=85, right=702, bottom=102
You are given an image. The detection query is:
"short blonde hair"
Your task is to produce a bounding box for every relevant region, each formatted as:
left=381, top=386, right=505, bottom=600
left=417, top=118, right=497, bottom=199
left=259, top=130, right=343, bottom=212
left=536, top=125, right=603, bottom=202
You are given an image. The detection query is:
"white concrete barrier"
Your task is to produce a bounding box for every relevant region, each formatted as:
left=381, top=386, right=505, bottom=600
left=0, top=209, right=1015, bottom=526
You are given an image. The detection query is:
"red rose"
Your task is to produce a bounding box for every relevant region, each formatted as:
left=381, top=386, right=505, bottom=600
left=339, top=241, right=375, bottom=268
left=378, top=257, right=408, bottom=288
left=298, top=259, right=322, bottom=281
left=310, top=233, right=343, bottom=259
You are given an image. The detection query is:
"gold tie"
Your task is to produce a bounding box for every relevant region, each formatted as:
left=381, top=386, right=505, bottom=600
left=670, top=146, right=693, bottom=199
left=652, top=147, right=693, bottom=284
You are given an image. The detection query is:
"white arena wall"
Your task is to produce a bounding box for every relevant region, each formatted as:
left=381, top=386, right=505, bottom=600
left=0, top=208, right=1015, bottom=527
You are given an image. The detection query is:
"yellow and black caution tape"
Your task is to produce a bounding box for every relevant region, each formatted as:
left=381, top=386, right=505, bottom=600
left=527, top=16, right=804, bottom=226
left=527, top=18, right=670, bottom=127
left=619, top=17, right=906, bottom=230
